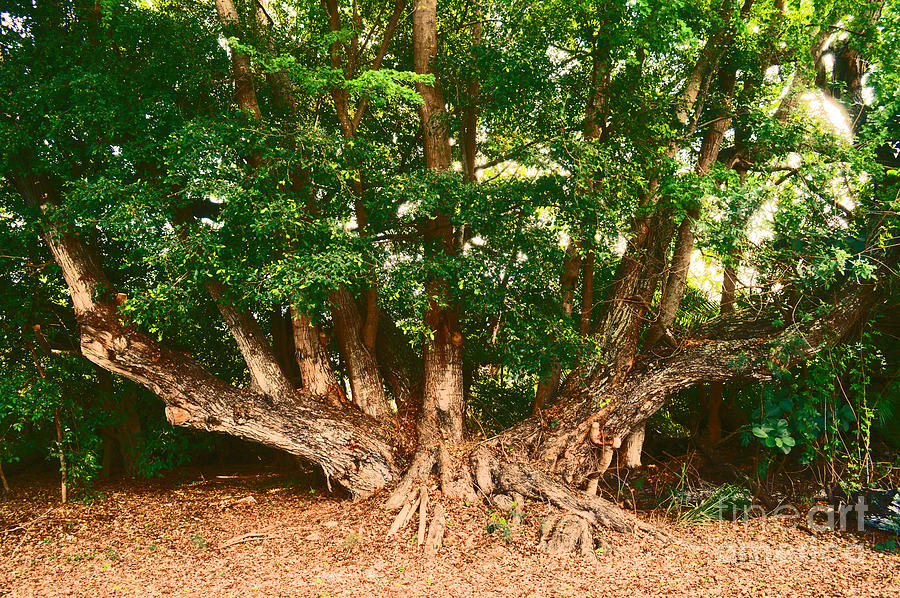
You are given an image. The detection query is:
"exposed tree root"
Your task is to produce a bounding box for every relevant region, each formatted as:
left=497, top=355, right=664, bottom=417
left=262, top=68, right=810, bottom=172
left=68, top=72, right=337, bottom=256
left=490, top=459, right=665, bottom=539
left=384, top=444, right=667, bottom=559
left=539, top=514, right=598, bottom=561
left=423, top=504, right=446, bottom=558
left=437, top=443, right=479, bottom=503
left=417, top=486, right=429, bottom=545
left=385, top=450, right=436, bottom=511
left=387, top=488, right=421, bottom=536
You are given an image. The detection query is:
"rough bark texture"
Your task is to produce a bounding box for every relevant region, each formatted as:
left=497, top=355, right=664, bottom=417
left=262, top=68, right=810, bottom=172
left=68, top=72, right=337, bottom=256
left=270, top=305, right=302, bottom=389
left=579, top=248, right=595, bottom=336
left=206, top=280, right=296, bottom=399
left=413, top=0, right=465, bottom=445
left=290, top=306, right=345, bottom=408
left=505, top=264, right=886, bottom=488
left=330, top=287, right=393, bottom=419
left=17, top=175, right=398, bottom=498
left=621, top=422, right=645, bottom=468
left=591, top=206, right=674, bottom=379
left=0, top=460, right=9, bottom=499
left=214, top=0, right=262, bottom=119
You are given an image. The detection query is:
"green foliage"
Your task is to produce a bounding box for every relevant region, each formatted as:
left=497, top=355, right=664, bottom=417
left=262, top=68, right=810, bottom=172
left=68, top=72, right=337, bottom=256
left=743, top=332, right=891, bottom=491
left=1, top=0, right=899, bottom=487
left=485, top=513, right=513, bottom=542
left=189, top=533, right=208, bottom=550
left=468, top=376, right=534, bottom=436
left=660, top=464, right=752, bottom=525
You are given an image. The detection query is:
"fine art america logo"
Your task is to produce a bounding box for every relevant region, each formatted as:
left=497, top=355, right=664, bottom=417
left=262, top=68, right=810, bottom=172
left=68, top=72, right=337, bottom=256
left=712, top=490, right=900, bottom=563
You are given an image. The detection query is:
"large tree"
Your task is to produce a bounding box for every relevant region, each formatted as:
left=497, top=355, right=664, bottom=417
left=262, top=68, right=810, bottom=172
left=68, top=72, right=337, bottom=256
left=2, top=0, right=898, bottom=549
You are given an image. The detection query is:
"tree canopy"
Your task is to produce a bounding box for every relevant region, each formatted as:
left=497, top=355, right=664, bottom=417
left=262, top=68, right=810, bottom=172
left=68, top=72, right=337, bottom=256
left=1, top=0, right=898, bottom=545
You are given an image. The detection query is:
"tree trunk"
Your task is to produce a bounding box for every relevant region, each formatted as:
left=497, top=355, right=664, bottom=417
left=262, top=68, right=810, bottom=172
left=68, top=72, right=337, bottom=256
left=214, top=0, right=262, bottom=120
left=643, top=207, right=699, bottom=349
left=461, top=14, right=482, bottom=183
left=26, top=319, right=68, bottom=501
left=0, top=460, right=9, bottom=499
left=579, top=248, right=595, bottom=336
left=413, top=0, right=465, bottom=444
left=97, top=369, right=143, bottom=478
left=644, top=67, right=736, bottom=349
left=591, top=206, right=674, bottom=379
left=533, top=241, right=582, bottom=413
left=271, top=304, right=301, bottom=389
left=330, top=287, right=393, bottom=419
left=290, top=306, right=345, bottom=408
left=17, top=174, right=398, bottom=498
left=621, top=422, right=645, bottom=468
left=706, top=261, right=738, bottom=444
left=205, top=279, right=296, bottom=399
left=55, top=408, right=67, bottom=503
left=375, top=312, right=423, bottom=417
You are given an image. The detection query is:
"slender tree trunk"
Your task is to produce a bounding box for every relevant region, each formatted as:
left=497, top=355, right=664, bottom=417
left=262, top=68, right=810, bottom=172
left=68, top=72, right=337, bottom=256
left=706, top=262, right=737, bottom=443
left=54, top=409, right=67, bottom=503
left=271, top=305, right=302, bottom=389
left=375, top=312, right=423, bottom=417
left=205, top=280, right=296, bottom=398
left=644, top=66, right=737, bottom=349
left=534, top=241, right=582, bottom=413
left=0, top=460, right=9, bottom=499
left=580, top=247, right=595, bottom=336
left=215, top=0, right=262, bottom=120
left=592, top=206, right=674, bottom=379
left=26, top=330, right=68, bottom=501
left=320, top=0, right=405, bottom=417
left=462, top=14, right=482, bottom=183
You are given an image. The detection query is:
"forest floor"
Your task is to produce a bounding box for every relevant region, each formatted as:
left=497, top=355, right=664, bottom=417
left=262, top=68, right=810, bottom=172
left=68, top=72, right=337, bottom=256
left=1, top=466, right=898, bottom=598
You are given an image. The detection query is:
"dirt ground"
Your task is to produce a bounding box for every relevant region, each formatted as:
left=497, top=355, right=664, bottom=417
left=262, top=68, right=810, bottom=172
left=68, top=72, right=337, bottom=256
left=1, top=468, right=898, bottom=597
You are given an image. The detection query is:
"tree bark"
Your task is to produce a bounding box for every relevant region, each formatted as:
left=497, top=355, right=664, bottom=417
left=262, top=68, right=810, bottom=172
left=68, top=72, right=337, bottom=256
left=55, top=409, right=67, bottom=503
left=319, top=0, right=404, bottom=420
left=0, top=460, right=9, bottom=499
left=706, top=261, right=738, bottom=443
left=413, top=0, right=465, bottom=444
left=206, top=280, right=296, bottom=399
left=579, top=248, right=595, bottom=336
left=461, top=14, right=482, bottom=183
left=215, top=0, right=262, bottom=120
left=329, top=287, right=393, bottom=419
left=375, top=311, right=423, bottom=418
left=97, top=369, right=142, bottom=478
left=271, top=305, right=302, bottom=389
left=511, top=258, right=888, bottom=488
left=621, top=422, right=645, bottom=468
left=17, top=174, right=398, bottom=498
left=644, top=66, right=737, bottom=349
left=290, top=306, right=345, bottom=408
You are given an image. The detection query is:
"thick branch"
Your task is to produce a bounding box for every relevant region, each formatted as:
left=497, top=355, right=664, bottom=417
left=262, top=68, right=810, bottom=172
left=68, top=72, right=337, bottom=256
left=18, top=175, right=398, bottom=497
